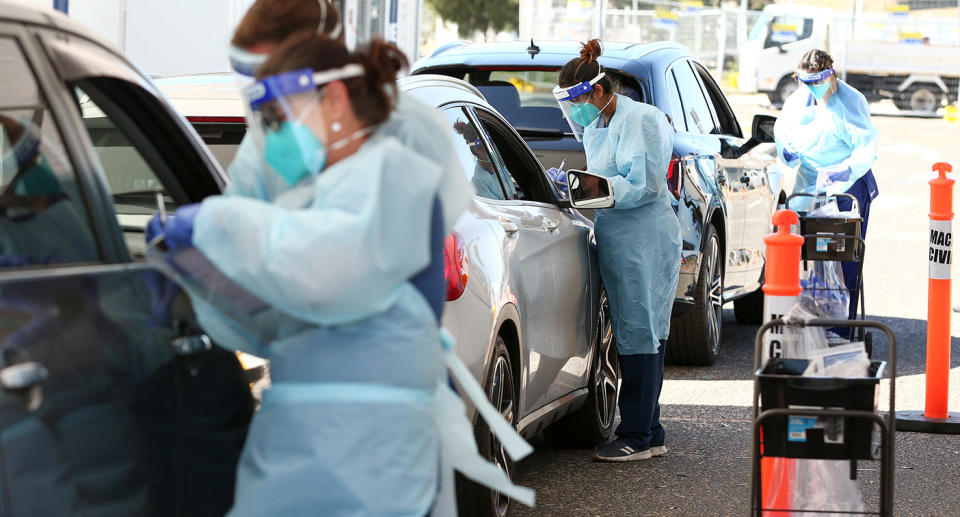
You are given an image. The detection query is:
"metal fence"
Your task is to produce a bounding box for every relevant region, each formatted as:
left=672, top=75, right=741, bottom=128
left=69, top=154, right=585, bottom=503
left=520, top=1, right=763, bottom=73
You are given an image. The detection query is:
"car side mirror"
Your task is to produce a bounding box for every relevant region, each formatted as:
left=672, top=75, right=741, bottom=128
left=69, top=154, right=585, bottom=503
left=777, top=45, right=788, bottom=54
left=567, top=170, right=615, bottom=210
left=752, top=114, right=776, bottom=144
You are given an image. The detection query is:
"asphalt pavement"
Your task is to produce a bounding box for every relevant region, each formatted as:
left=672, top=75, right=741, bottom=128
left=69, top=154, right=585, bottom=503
left=511, top=97, right=960, bottom=516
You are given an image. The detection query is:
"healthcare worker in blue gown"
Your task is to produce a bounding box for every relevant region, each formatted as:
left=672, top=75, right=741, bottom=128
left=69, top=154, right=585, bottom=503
left=554, top=40, right=681, bottom=462
left=148, top=34, right=534, bottom=516
left=775, top=49, right=879, bottom=320
left=226, top=0, right=468, bottom=232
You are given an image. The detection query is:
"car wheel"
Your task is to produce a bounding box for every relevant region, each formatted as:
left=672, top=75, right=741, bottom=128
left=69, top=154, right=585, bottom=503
left=774, top=76, right=798, bottom=105
left=457, top=336, right=516, bottom=517
left=733, top=287, right=764, bottom=325
left=667, top=224, right=722, bottom=366
left=895, top=84, right=940, bottom=114
left=543, top=289, right=619, bottom=448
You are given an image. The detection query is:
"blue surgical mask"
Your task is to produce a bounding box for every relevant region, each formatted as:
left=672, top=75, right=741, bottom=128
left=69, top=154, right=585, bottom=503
left=264, top=121, right=326, bottom=185
left=570, top=101, right=602, bottom=128
left=806, top=81, right=831, bottom=100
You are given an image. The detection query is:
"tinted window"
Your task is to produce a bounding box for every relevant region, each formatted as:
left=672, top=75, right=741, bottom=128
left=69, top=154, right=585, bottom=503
left=474, top=109, right=553, bottom=204
left=0, top=37, right=99, bottom=268
left=466, top=69, right=644, bottom=136
left=672, top=61, right=718, bottom=135
left=443, top=107, right=507, bottom=201
left=692, top=63, right=742, bottom=137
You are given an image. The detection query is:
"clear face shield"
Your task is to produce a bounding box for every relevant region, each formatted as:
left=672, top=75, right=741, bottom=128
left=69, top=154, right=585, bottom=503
left=243, top=64, right=365, bottom=185
left=797, top=68, right=835, bottom=100
left=553, top=68, right=606, bottom=142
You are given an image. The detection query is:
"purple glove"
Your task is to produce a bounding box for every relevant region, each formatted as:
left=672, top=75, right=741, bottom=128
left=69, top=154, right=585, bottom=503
left=547, top=167, right=569, bottom=196
left=782, top=146, right=800, bottom=164
left=146, top=203, right=201, bottom=251
left=823, top=165, right=851, bottom=183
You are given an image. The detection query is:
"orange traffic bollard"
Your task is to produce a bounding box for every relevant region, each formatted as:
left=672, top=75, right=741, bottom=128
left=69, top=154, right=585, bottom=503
left=758, top=210, right=805, bottom=514
left=897, top=162, right=960, bottom=433
left=761, top=210, right=805, bottom=364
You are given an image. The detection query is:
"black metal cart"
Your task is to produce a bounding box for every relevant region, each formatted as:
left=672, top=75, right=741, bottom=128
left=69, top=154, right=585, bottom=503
left=785, top=193, right=869, bottom=345
left=750, top=319, right=897, bottom=516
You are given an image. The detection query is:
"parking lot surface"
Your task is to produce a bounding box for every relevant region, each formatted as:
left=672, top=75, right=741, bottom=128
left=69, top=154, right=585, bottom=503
left=512, top=99, right=960, bottom=516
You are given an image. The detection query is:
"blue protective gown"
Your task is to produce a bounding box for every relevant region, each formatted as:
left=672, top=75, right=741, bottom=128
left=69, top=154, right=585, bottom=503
left=774, top=80, right=879, bottom=205
left=182, top=128, right=531, bottom=515
left=583, top=94, right=682, bottom=355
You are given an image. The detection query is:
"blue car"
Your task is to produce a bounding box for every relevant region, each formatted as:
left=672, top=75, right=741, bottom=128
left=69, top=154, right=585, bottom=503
left=414, top=40, right=791, bottom=365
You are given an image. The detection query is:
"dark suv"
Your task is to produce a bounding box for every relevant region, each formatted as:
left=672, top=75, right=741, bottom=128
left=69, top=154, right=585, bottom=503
left=413, top=40, right=791, bottom=365
left=0, top=3, right=253, bottom=515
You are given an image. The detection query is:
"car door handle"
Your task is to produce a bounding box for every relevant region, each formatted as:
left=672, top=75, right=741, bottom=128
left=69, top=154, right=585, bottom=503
left=171, top=334, right=213, bottom=356
left=543, top=218, right=559, bottom=231
left=500, top=219, right=519, bottom=235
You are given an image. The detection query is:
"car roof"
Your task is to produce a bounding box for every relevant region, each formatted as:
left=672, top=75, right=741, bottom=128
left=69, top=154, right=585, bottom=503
left=155, top=73, right=247, bottom=118
left=413, top=39, right=691, bottom=72
left=156, top=72, right=490, bottom=118
left=398, top=74, right=490, bottom=109
left=0, top=0, right=119, bottom=55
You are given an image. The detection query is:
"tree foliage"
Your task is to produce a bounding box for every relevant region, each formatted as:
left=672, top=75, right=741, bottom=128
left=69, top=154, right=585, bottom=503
left=426, top=0, right=520, bottom=37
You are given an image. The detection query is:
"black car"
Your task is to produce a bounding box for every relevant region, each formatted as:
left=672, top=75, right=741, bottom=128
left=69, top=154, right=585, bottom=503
left=0, top=3, right=254, bottom=515
left=413, top=40, right=791, bottom=365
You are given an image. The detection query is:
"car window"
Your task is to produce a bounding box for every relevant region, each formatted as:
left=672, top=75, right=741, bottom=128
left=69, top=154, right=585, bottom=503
left=71, top=81, right=187, bottom=260
left=467, top=68, right=645, bottom=136
left=672, top=61, right=718, bottom=135
left=0, top=37, right=99, bottom=268
left=443, top=107, right=507, bottom=201
left=473, top=108, right=553, bottom=204
left=665, top=72, right=686, bottom=132
left=764, top=16, right=814, bottom=49
left=692, top=63, right=742, bottom=138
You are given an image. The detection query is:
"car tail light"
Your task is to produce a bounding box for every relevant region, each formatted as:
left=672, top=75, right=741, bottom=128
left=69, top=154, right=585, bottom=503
left=443, top=231, right=468, bottom=301
left=667, top=157, right=682, bottom=199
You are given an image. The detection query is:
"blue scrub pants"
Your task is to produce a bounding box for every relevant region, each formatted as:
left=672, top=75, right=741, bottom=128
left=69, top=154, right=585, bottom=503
left=835, top=170, right=878, bottom=320
left=615, top=340, right=667, bottom=450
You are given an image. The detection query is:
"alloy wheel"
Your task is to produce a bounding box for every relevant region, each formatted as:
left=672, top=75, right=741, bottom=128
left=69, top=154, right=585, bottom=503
left=705, top=235, right=723, bottom=356
left=594, top=291, right=618, bottom=430
left=488, top=354, right=515, bottom=517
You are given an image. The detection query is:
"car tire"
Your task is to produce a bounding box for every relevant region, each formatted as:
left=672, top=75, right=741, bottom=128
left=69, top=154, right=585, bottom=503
left=733, top=287, right=765, bottom=325
left=543, top=289, right=619, bottom=448
left=773, top=76, right=798, bottom=105
left=895, top=84, right=940, bottom=114
left=667, top=224, right=723, bottom=366
left=456, top=336, right=516, bottom=517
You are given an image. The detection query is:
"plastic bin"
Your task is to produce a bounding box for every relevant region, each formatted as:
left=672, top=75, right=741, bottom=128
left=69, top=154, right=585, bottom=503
left=799, top=215, right=862, bottom=262
left=757, top=358, right=885, bottom=460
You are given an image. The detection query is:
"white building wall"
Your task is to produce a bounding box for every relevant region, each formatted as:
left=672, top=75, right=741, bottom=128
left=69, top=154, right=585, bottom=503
left=15, top=0, right=421, bottom=77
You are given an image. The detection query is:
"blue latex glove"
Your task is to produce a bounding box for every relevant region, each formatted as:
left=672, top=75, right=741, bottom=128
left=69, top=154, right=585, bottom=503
left=0, top=254, right=35, bottom=268
left=822, top=164, right=851, bottom=183
left=146, top=203, right=201, bottom=251
left=546, top=167, right=569, bottom=196
left=782, top=146, right=800, bottom=164
left=142, top=270, right=181, bottom=328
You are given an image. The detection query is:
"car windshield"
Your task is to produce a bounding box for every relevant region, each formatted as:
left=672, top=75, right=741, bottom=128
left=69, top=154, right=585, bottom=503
left=465, top=68, right=643, bottom=136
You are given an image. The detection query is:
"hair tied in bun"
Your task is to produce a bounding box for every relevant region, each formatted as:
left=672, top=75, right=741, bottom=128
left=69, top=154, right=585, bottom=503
left=579, top=39, right=603, bottom=64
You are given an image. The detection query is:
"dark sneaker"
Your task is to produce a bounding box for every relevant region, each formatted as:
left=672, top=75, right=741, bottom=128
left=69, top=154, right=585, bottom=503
left=650, top=445, right=668, bottom=457
left=592, top=439, right=652, bottom=462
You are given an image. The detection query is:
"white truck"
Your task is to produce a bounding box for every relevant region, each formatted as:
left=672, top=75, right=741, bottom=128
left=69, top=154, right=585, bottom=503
left=739, top=4, right=960, bottom=114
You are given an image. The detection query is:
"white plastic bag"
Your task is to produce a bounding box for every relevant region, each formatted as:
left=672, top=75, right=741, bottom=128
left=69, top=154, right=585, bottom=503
left=800, top=260, right=850, bottom=321
left=792, top=459, right=866, bottom=515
